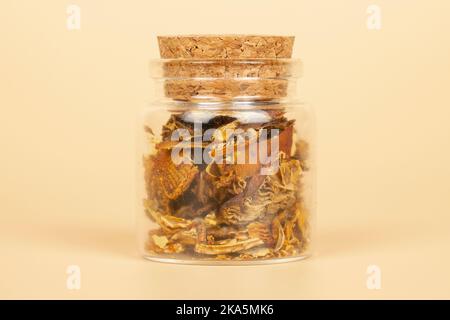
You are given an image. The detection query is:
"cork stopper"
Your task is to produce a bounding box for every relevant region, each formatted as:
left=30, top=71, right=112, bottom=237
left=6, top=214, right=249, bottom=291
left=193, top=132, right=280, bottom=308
left=155, top=35, right=298, bottom=102
left=158, top=35, right=294, bottom=59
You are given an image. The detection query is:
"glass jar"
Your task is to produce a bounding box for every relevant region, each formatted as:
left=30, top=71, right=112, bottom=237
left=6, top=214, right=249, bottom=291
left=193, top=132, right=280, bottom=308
left=137, top=35, right=315, bottom=265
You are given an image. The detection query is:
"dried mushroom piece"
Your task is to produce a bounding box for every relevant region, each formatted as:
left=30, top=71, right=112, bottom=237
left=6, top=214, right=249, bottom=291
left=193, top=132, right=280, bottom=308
left=144, top=149, right=198, bottom=202
left=294, top=139, right=310, bottom=170
left=144, top=200, right=193, bottom=234
left=271, top=217, right=285, bottom=252
left=195, top=238, right=264, bottom=255
left=247, top=222, right=274, bottom=246
left=239, top=247, right=273, bottom=259
left=170, top=227, right=198, bottom=246
left=146, top=231, right=185, bottom=254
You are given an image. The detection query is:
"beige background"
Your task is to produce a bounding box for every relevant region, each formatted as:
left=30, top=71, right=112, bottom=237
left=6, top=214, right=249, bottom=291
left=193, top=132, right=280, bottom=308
left=1, top=0, right=450, bottom=299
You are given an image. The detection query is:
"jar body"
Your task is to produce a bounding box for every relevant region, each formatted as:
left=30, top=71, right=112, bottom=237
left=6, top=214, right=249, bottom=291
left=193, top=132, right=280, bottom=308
left=137, top=102, right=315, bottom=264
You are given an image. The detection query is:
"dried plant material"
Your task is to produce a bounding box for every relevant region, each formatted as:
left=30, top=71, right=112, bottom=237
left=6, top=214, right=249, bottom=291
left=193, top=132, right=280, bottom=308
left=144, top=150, right=198, bottom=201
left=215, top=254, right=233, bottom=261
left=152, top=235, right=169, bottom=249
left=170, top=228, right=197, bottom=246
left=147, top=231, right=185, bottom=254
left=195, top=238, right=264, bottom=255
left=295, top=206, right=310, bottom=245
left=218, top=194, right=244, bottom=225
left=203, top=212, right=218, bottom=227
left=218, top=175, right=269, bottom=225
left=239, top=247, right=272, bottom=259
left=158, top=35, right=294, bottom=59
left=272, top=218, right=285, bottom=252
left=247, top=222, right=274, bottom=245
left=144, top=200, right=193, bottom=234
left=294, top=139, right=310, bottom=170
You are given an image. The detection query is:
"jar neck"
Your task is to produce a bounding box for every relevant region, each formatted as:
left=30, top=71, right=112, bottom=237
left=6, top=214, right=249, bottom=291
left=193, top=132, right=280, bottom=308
left=150, top=58, right=302, bottom=103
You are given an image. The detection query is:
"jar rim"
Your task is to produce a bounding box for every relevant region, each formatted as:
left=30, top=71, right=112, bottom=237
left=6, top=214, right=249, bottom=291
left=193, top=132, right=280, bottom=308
left=146, top=100, right=306, bottom=110
left=149, top=58, right=303, bottom=80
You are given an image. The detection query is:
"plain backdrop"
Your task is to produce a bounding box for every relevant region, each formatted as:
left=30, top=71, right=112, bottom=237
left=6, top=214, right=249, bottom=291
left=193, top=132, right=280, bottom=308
left=0, top=0, right=449, bottom=299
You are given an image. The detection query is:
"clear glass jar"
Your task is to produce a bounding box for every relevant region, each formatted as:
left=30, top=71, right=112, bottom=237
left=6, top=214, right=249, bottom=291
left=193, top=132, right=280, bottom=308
left=137, top=36, right=315, bottom=265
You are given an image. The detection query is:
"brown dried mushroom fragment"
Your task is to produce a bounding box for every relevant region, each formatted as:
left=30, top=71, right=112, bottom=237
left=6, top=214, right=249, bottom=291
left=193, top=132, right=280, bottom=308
left=195, top=238, right=264, bottom=255
left=191, top=171, right=215, bottom=206
left=170, top=228, right=198, bottom=246
left=218, top=194, right=243, bottom=225
left=247, top=222, right=274, bottom=246
left=283, top=218, right=300, bottom=249
left=278, top=158, right=302, bottom=187
left=205, top=225, right=239, bottom=241
left=152, top=234, right=169, bottom=249
left=216, top=174, right=264, bottom=225
left=146, top=231, right=185, bottom=254
left=161, top=114, right=194, bottom=141
left=239, top=247, right=273, bottom=259
left=145, top=149, right=198, bottom=201
left=216, top=158, right=302, bottom=226
left=295, top=206, right=310, bottom=244
left=272, top=217, right=286, bottom=252
left=294, top=139, right=310, bottom=170
left=144, top=200, right=193, bottom=234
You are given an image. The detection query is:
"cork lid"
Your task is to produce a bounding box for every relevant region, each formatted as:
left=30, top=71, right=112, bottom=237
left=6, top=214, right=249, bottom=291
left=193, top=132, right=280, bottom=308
left=158, top=35, right=295, bottom=59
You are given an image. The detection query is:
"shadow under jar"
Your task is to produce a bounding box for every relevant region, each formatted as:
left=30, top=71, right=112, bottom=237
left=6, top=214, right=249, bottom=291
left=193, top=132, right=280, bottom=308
left=137, top=35, right=315, bottom=265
